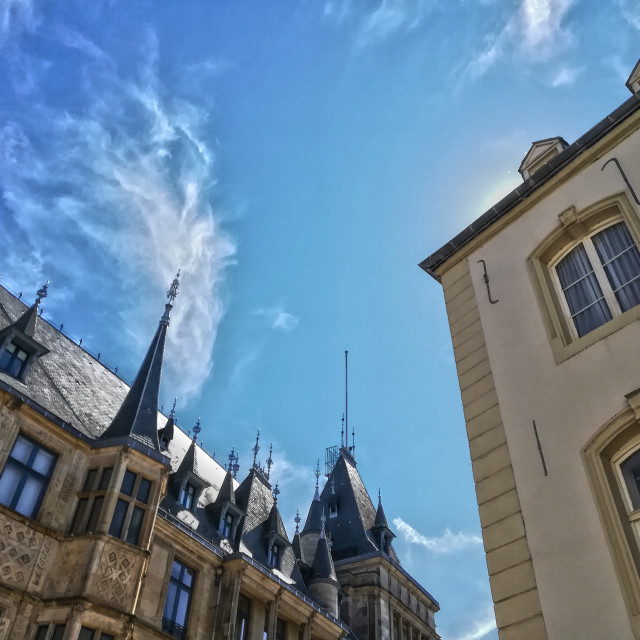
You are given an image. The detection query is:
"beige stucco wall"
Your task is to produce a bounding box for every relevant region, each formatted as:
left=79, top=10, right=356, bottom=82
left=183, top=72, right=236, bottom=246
left=460, top=125, right=640, bottom=639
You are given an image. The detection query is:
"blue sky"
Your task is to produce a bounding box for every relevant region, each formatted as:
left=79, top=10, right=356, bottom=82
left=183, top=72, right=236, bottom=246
left=0, top=1, right=639, bottom=638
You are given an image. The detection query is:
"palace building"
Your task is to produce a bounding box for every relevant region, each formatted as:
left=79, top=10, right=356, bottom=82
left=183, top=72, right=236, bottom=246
left=0, top=275, right=439, bottom=640
left=421, top=59, right=640, bottom=639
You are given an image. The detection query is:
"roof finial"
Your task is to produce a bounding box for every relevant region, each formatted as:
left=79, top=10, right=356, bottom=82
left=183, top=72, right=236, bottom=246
left=320, top=507, right=326, bottom=539
left=36, top=281, right=48, bottom=304
left=378, top=488, right=381, bottom=505
left=167, top=270, right=181, bottom=303
left=192, top=417, right=201, bottom=441
left=341, top=413, right=345, bottom=448
left=315, top=459, right=320, bottom=490
left=294, top=509, right=301, bottom=534
left=228, top=446, right=240, bottom=477
left=273, top=481, right=280, bottom=504
left=266, top=443, right=273, bottom=480
left=345, top=350, right=349, bottom=449
left=252, top=429, right=260, bottom=467
left=170, top=397, right=177, bottom=420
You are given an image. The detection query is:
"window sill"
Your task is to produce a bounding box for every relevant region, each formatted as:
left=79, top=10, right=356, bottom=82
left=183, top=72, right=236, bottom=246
left=550, top=303, right=640, bottom=364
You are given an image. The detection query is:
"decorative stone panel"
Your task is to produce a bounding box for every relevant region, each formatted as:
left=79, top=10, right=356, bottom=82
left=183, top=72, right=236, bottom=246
left=0, top=511, right=49, bottom=592
left=88, top=541, right=142, bottom=612
left=44, top=538, right=91, bottom=598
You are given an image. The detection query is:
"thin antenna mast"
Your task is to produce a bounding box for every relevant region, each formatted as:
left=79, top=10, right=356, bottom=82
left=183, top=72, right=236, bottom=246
left=345, top=350, right=349, bottom=450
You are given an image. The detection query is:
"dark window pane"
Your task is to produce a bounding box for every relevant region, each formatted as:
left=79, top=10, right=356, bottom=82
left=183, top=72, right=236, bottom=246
left=109, top=498, right=128, bottom=538
left=137, top=477, right=151, bottom=503
left=121, top=470, right=136, bottom=496
left=52, top=625, right=66, bottom=640
left=126, top=505, right=144, bottom=545
left=79, top=627, right=95, bottom=640
left=100, top=635, right=115, bottom=640
left=71, top=497, right=90, bottom=533
left=83, top=469, right=98, bottom=492
left=35, top=626, right=49, bottom=640
left=98, top=467, right=113, bottom=491
left=86, top=496, right=104, bottom=532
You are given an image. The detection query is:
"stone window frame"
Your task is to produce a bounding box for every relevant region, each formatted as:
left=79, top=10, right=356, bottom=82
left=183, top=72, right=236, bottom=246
left=69, top=465, right=114, bottom=534
left=583, top=387, right=640, bottom=629
left=78, top=626, right=115, bottom=640
left=162, top=557, right=196, bottom=640
left=528, top=192, right=640, bottom=364
left=0, top=432, right=58, bottom=520
left=34, top=623, right=66, bottom=640
left=108, top=468, right=153, bottom=546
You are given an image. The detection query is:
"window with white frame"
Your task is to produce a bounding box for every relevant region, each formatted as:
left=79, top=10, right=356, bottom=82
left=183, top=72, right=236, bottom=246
left=0, top=433, right=57, bottom=519
left=108, top=469, right=152, bottom=546
left=553, top=220, right=640, bottom=338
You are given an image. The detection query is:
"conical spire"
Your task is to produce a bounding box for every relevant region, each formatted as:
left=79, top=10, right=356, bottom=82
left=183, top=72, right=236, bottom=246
left=311, top=513, right=337, bottom=581
left=13, top=281, right=48, bottom=338
left=101, top=271, right=180, bottom=451
left=375, top=489, right=388, bottom=527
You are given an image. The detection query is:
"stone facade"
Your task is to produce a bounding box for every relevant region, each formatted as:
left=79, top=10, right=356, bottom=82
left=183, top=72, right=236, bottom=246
left=0, top=278, right=439, bottom=640
left=421, top=60, right=640, bottom=640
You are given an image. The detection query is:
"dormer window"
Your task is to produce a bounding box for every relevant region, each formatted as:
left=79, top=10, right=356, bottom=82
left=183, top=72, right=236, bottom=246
left=0, top=341, right=30, bottom=378
left=329, top=502, right=338, bottom=518
left=222, top=511, right=234, bottom=537
left=267, top=541, right=281, bottom=568
left=179, top=483, right=196, bottom=510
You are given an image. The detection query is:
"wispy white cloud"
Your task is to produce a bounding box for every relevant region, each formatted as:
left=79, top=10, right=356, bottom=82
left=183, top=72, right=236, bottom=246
left=0, top=27, right=235, bottom=401
left=324, top=0, right=433, bottom=49
left=393, top=517, right=483, bottom=553
left=450, top=606, right=497, bottom=640
left=620, top=0, right=640, bottom=30
left=550, top=65, right=582, bottom=87
left=467, top=0, right=575, bottom=78
left=254, top=306, right=299, bottom=332
left=0, top=0, right=37, bottom=42
left=53, top=24, right=109, bottom=62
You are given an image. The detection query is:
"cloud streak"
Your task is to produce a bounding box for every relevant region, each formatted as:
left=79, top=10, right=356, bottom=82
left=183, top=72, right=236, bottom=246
left=0, top=25, right=235, bottom=402
left=324, top=0, right=433, bottom=49
left=450, top=606, right=497, bottom=640
left=255, top=306, right=299, bottom=332
left=393, top=517, right=483, bottom=553
left=467, top=0, right=576, bottom=78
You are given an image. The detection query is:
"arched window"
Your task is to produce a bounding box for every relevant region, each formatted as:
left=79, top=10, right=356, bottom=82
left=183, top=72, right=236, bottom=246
left=529, top=193, right=640, bottom=362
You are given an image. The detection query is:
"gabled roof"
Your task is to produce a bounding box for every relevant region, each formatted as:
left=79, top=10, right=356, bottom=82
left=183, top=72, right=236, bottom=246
left=11, top=302, right=40, bottom=338
left=518, top=136, right=569, bottom=178
left=215, top=470, right=237, bottom=506
left=172, top=437, right=211, bottom=484
left=627, top=58, right=640, bottom=94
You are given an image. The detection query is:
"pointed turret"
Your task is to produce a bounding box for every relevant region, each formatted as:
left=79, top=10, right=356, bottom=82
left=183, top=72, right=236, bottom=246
left=372, top=490, right=396, bottom=555
left=301, top=460, right=324, bottom=563
left=100, top=272, right=180, bottom=451
left=308, top=511, right=339, bottom=617
left=292, top=510, right=304, bottom=563
left=207, top=468, right=243, bottom=540
left=158, top=399, right=176, bottom=450
left=375, top=489, right=388, bottom=527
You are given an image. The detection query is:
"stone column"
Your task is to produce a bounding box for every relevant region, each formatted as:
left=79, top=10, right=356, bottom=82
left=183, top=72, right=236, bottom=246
left=62, top=604, right=86, bottom=640
left=96, top=449, right=130, bottom=534
left=265, top=589, right=283, bottom=640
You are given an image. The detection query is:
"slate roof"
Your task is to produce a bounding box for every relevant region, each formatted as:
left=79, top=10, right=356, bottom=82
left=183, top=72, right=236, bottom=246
left=303, top=494, right=324, bottom=533
left=374, top=498, right=389, bottom=528
left=311, top=534, right=337, bottom=582
left=318, top=450, right=399, bottom=563
left=12, top=302, right=40, bottom=338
